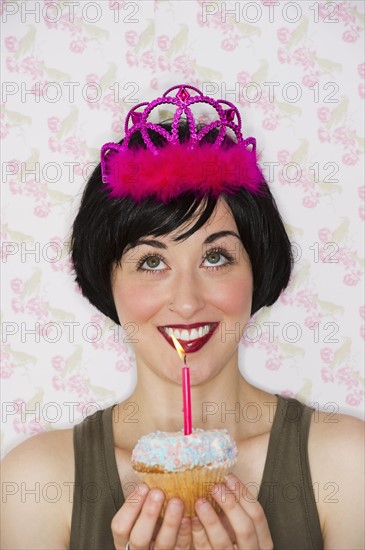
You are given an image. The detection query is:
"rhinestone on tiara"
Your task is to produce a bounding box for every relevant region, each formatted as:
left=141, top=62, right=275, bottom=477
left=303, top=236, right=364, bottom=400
left=100, top=83, right=263, bottom=203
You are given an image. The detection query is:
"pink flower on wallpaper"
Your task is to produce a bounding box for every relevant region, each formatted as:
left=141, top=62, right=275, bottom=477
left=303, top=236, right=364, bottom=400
left=277, top=28, right=290, bottom=44
left=302, top=73, right=320, bottom=88
left=67, top=375, right=89, bottom=398
left=126, top=50, right=138, bottom=67
left=116, top=360, right=132, bottom=372
left=221, top=35, right=239, bottom=51
left=320, top=348, right=335, bottom=364
left=48, top=136, right=63, bottom=153
left=280, top=291, right=294, bottom=306
left=157, top=35, right=171, bottom=52
left=346, top=393, right=363, bottom=407
left=150, top=78, right=158, bottom=90
left=52, top=374, right=66, bottom=391
left=11, top=297, right=25, bottom=313
left=266, top=357, right=282, bottom=371
left=277, top=48, right=291, bottom=64
left=1, top=362, right=15, bottom=379
left=5, top=36, right=18, bottom=53
left=125, top=31, right=138, bottom=47
left=360, top=324, right=365, bottom=340
left=302, top=193, right=320, bottom=208
left=237, top=72, right=250, bottom=86
left=10, top=278, right=25, bottom=294
left=318, top=227, right=332, bottom=243
left=343, top=270, right=362, bottom=286
left=48, top=117, right=62, bottom=133
left=342, top=28, right=360, bottom=43
left=343, top=151, right=359, bottom=165
left=359, top=82, right=365, bottom=99
left=358, top=63, right=365, bottom=78
left=6, top=56, right=19, bottom=73
left=277, top=150, right=290, bottom=165
left=262, top=116, right=278, bottom=131
left=21, top=56, right=44, bottom=80
left=333, top=126, right=355, bottom=147
left=172, top=56, right=194, bottom=79
left=141, top=50, right=156, bottom=71
left=34, top=202, right=51, bottom=218
left=70, top=37, right=87, bottom=54
left=26, top=297, right=49, bottom=320
left=158, top=56, right=171, bottom=71
left=52, top=355, right=66, bottom=372
left=318, top=127, right=331, bottom=143
left=292, top=48, right=315, bottom=70
left=317, top=107, right=330, bottom=123
left=321, top=366, right=334, bottom=383
left=337, top=367, right=359, bottom=389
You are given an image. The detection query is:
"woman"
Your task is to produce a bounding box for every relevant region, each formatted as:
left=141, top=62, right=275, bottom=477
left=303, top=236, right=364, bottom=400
left=2, top=84, right=363, bottom=550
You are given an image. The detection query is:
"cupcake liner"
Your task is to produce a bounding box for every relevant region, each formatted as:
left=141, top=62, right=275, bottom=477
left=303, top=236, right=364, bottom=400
left=135, top=459, right=236, bottom=517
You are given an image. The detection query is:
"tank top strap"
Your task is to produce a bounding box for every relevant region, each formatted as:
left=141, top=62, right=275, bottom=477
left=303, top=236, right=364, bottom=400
left=70, top=405, right=124, bottom=549
left=258, top=395, right=323, bottom=549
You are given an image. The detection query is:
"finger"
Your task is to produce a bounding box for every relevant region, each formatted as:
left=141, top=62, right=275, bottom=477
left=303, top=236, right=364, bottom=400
left=223, top=475, right=273, bottom=550
left=195, top=499, right=234, bottom=550
left=174, top=516, right=193, bottom=550
left=192, top=515, right=212, bottom=550
left=153, top=498, right=185, bottom=550
left=128, top=489, right=165, bottom=550
left=111, top=483, right=149, bottom=549
left=212, top=484, right=259, bottom=550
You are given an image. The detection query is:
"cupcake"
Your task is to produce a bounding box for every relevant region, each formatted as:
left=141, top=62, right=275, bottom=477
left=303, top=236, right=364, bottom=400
left=131, top=428, right=238, bottom=516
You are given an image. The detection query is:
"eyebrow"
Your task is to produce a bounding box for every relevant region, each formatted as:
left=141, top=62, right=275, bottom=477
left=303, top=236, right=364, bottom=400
left=128, top=231, right=241, bottom=251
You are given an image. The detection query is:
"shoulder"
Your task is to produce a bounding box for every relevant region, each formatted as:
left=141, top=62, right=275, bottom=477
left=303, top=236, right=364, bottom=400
left=1, top=428, right=74, bottom=549
left=307, top=406, right=364, bottom=549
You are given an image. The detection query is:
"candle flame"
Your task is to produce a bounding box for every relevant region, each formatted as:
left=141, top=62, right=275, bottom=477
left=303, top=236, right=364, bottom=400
left=171, top=335, right=185, bottom=361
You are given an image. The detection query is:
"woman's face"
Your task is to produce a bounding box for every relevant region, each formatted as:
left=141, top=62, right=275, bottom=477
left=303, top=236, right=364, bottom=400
left=111, top=198, right=253, bottom=385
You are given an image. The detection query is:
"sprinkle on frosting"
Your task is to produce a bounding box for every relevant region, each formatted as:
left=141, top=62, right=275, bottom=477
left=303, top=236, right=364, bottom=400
left=131, top=428, right=238, bottom=473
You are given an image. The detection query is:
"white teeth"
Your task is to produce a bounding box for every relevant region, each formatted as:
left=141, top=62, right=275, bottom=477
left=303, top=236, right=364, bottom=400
left=163, top=324, right=212, bottom=341
left=190, top=329, right=199, bottom=340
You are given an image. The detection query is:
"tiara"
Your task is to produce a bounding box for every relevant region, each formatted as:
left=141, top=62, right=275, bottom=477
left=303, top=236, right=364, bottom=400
left=100, top=84, right=263, bottom=202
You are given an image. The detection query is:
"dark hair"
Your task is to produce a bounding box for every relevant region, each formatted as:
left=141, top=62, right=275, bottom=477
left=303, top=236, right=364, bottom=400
left=70, top=121, right=293, bottom=324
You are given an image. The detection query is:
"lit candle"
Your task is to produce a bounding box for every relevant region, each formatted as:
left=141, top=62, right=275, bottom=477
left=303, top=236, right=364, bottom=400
left=171, top=335, right=192, bottom=435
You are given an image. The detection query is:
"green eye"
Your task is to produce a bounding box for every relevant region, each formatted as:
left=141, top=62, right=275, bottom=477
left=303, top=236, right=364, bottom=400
left=145, top=256, right=161, bottom=268
left=206, top=251, right=221, bottom=264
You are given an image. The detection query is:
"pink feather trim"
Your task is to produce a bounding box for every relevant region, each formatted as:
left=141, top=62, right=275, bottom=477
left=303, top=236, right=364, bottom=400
left=102, top=142, right=264, bottom=203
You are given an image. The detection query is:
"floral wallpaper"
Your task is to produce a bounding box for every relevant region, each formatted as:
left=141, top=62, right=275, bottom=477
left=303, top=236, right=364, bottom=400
left=1, top=0, right=364, bottom=454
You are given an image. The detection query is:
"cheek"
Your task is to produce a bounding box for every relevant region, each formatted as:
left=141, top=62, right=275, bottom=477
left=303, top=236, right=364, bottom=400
left=114, top=281, right=163, bottom=324
left=211, top=275, right=253, bottom=317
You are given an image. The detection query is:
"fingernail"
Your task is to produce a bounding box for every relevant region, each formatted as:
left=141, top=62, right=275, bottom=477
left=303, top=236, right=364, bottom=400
left=138, top=483, right=149, bottom=495
left=226, top=474, right=237, bottom=489
left=150, top=489, right=164, bottom=502
left=168, top=498, right=183, bottom=512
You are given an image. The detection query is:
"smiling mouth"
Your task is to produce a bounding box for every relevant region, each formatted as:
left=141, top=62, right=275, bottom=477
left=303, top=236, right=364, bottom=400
left=157, top=322, right=219, bottom=353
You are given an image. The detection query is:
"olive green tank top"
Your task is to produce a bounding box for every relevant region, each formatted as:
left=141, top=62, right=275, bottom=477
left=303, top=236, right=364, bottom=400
left=70, top=395, right=323, bottom=549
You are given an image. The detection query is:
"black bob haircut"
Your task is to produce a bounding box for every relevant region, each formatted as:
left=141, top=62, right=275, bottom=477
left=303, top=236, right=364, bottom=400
left=70, top=120, right=293, bottom=325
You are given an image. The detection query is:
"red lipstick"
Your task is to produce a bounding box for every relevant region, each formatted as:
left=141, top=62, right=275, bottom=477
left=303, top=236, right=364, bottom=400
left=157, top=322, right=219, bottom=353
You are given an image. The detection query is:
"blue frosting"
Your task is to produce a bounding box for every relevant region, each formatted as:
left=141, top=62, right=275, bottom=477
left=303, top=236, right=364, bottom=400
left=131, top=428, right=237, bottom=472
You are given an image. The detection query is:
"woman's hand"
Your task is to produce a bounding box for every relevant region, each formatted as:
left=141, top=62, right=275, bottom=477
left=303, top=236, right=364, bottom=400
left=191, top=474, right=273, bottom=550
left=111, top=483, right=192, bottom=550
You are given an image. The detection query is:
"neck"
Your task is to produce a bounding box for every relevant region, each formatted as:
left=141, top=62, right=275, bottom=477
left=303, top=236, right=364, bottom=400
left=115, top=355, right=271, bottom=442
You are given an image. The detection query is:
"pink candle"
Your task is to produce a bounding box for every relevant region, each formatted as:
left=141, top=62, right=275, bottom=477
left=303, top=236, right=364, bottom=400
left=182, top=359, right=192, bottom=435
left=171, top=335, right=192, bottom=435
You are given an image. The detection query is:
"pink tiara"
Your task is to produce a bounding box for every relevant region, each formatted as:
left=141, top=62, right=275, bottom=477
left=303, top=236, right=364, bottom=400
left=100, top=84, right=264, bottom=202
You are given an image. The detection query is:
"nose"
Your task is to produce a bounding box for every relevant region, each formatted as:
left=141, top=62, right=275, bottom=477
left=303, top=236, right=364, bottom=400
left=168, top=271, right=206, bottom=319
